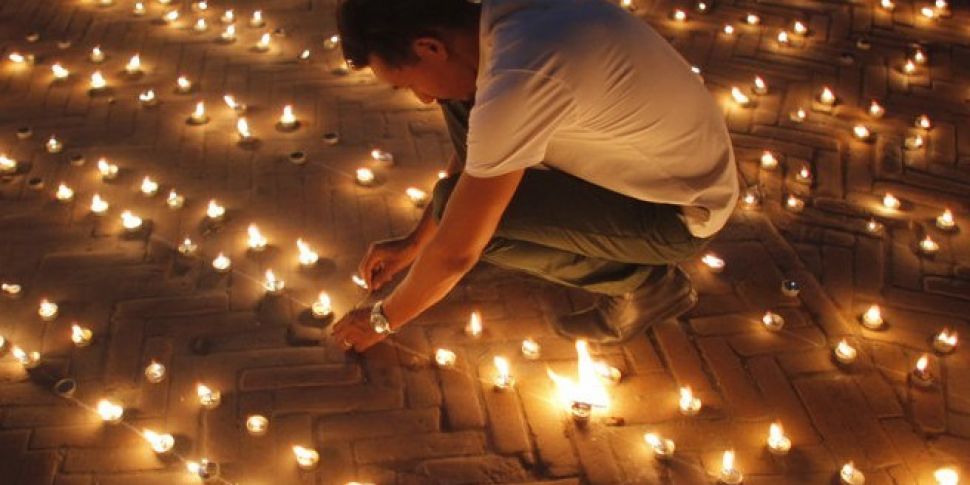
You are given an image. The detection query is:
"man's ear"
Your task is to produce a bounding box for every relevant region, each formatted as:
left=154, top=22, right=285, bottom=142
left=412, top=37, right=449, bottom=62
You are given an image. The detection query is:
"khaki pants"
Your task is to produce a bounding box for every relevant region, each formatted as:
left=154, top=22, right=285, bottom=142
left=435, top=100, right=708, bottom=296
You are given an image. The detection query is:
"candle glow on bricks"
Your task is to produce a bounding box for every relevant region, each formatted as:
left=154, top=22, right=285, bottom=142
left=51, top=63, right=69, bottom=80
left=144, top=360, right=166, bottom=383
left=643, top=433, right=675, bottom=460
left=140, top=176, right=158, bottom=196
left=730, top=87, right=752, bottom=107
left=310, top=292, right=332, bottom=318
left=143, top=429, right=175, bottom=454
left=834, top=339, right=858, bottom=364
left=166, top=190, right=184, bottom=209
left=546, top=340, right=610, bottom=424
left=466, top=311, right=483, bottom=337
left=521, top=338, right=541, bottom=359
left=263, top=269, right=285, bottom=294
left=39, top=298, right=58, bottom=321
left=296, top=239, right=319, bottom=266
left=206, top=199, right=226, bottom=220
left=840, top=462, right=865, bottom=485
left=292, top=446, right=319, bottom=470
left=767, top=422, right=792, bottom=455
left=120, top=210, right=143, bottom=231
left=55, top=183, right=74, bottom=202
left=933, top=328, right=957, bottom=354
left=701, top=253, right=725, bottom=272
left=861, top=304, right=884, bottom=329
left=71, top=323, right=93, bottom=347
left=212, top=253, right=231, bottom=272
left=247, top=224, right=268, bottom=251
left=97, top=399, right=124, bottom=423
left=919, top=235, right=940, bottom=255
left=718, top=450, right=743, bottom=484
left=12, top=346, right=41, bottom=369
left=493, top=356, right=515, bottom=390
left=762, top=311, right=785, bottom=331
left=197, top=384, right=221, bottom=409
left=246, top=415, right=269, bottom=436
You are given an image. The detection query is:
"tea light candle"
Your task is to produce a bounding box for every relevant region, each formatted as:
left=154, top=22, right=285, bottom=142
left=786, top=195, right=805, bottom=212
left=762, top=311, right=785, bottom=331
left=920, top=6, right=936, bottom=19
left=493, top=356, right=514, bottom=390
left=176, top=76, right=192, bottom=93
left=144, top=360, right=166, bottom=383
left=745, top=13, right=760, bottom=25
left=197, top=384, right=221, bottom=409
left=263, top=269, right=285, bottom=294
left=46, top=135, right=63, bottom=153
left=125, top=54, right=141, bottom=75
left=295, top=239, right=319, bottom=266
left=355, top=168, right=375, bottom=186
left=718, top=450, right=743, bottom=484
left=133, top=2, right=146, bottom=15
left=221, top=9, right=234, bottom=23
left=278, top=105, right=297, bottom=129
left=166, top=190, right=184, bottom=209
left=752, top=76, right=768, bottom=95
left=679, top=386, right=702, bottom=415
left=840, top=462, right=865, bottom=485
left=882, top=193, right=900, bottom=210
left=741, top=187, right=760, bottom=209
left=193, top=18, right=208, bottom=32
left=162, top=9, right=179, bottom=23
left=370, top=149, right=394, bottom=165
left=1, top=282, right=22, bottom=296
left=904, top=134, right=924, bottom=150
left=911, top=354, right=933, bottom=386
left=12, top=346, right=41, bottom=369
left=701, top=253, right=725, bottom=272
left=933, top=328, right=957, bottom=354
left=55, top=183, right=74, bottom=202
left=593, top=361, right=622, bottom=385
left=434, top=348, right=456, bottom=367
left=936, top=209, right=955, bottom=230
left=249, top=10, right=265, bottom=27
left=51, top=63, right=69, bottom=80
left=7, top=52, right=28, bottom=64
left=39, top=298, right=58, bottom=321
left=323, top=34, right=341, bottom=49
left=671, top=9, right=687, bottom=21
left=247, top=224, right=268, bottom=251
left=71, top=323, right=93, bottom=347
left=722, top=24, right=735, bottom=35
left=913, top=49, right=928, bottom=65
left=189, top=101, right=208, bottom=124
left=246, top=415, right=269, bottom=436
left=206, top=199, right=226, bottom=220
left=97, top=399, right=124, bottom=423
left=834, top=339, right=858, bottom=364
left=934, top=468, right=959, bottom=485
left=789, top=108, right=807, bottom=123
left=212, top=252, right=231, bottom=272
left=236, top=118, right=252, bottom=141
left=521, top=338, right=540, bottom=359
left=143, top=430, right=174, bottom=454
left=796, top=166, right=812, bottom=183
left=818, top=87, right=836, bottom=106
left=89, top=71, right=107, bottom=91
left=177, top=237, right=197, bottom=256
left=903, top=59, right=917, bottom=75
left=466, top=311, right=483, bottom=337
left=776, top=30, right=790, bottom=46
left=852, top=125, right=871, bottom=141
left=298, top=49, right=311, bottom=61
left=292, top=446, right=319, bottom=470
left=406, top=188, right=428, bottom=207
left=879, top=0, right=895, bottom=10
left=868, top=100, right=885, bottom=118
left=695, top=2, right=708, bottom=13
left=255, top=33, right=271, bottom=51
left=140, top=176, right=159, bottom=196
left=919, top=235, right=939, bottom=255
left=90, top=46, right=105, bottom=63
left=220, top=25, right=237, bottom=42
left=643, top=433, right=675, bottom=460
left=620, top=0, right=635, bottom=11
left=792, top=21, right=808, bottom=36
left=138, top=89, right=157, bottom=106
left=866, top=218, right=883, bottom=234
left=766, top=422, right=791, bottom=455
left=186, top=459, right=217, bottom=480
left=730, top=87, right=752, bottom=107
left=352, top=274, right=368, bottom=290
left=0, top=154, right=17, bottom=174
left=310, top=292, right=332, bottom=318
left=223, top=94, right=245, bottom=113
left=861, top=304, right=883, bottom=329
left=193, top=0, right=208, bottom=11
left=915, top=115, right=932, bottom=130
left=120, top=210, right=143, bottom=231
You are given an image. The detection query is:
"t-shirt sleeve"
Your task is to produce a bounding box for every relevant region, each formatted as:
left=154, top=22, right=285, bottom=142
left=465, top=70, right=575, bottom=178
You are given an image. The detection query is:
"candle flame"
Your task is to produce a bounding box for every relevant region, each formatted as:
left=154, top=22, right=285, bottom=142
left=721, top=450, right=735, bottom=472
left=466, top=311, right=483, bottom=336
left=546, top=339, right=610, bottom=410
left=237, top=117, right=251, bottom=138
left=916, top=354, right=928, bottom=372
left=937, top=328, right=958, bottom=346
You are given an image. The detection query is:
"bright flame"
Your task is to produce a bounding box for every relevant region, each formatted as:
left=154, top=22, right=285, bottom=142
left=139, top=89, right=156, bottom=103
left=546, top=340, right=610, bottom=410
left=869, top=100, right=885, bottom=117
left=793, top=21, right=807, bottom=35
left=920, top=236, right=939, bottom=253
left=903, top=59, right=917, bottom=74
left=120, top=211, right=142, bottom=230
left=97, top=399, right=124, bottom=422
left=760, top=150, right=778, bottom=169
left=280, top=105, right=296, bottom=126
left=916, top=354, right=929, bottom=373
left=934, top=468, right=959, bottom=485
left=916, top=114, right=932, bottom=130
left=721, top=450, right=736, bottom=473
left=177, top=76, right=191, bottom=91
left=356, top=167, right=375, bottom=185
left=466, top=311, right=483, bottom=337
left=71, top=324, right=92, bottom=345
left=90, top=71, right=107, bottom=89
left=819, top=87, right=835, bottom=104
left=192, top=101, right=205, bottom=120
left=835, top=339, right=856, bottom=360
left=937, top=328, right=958, bottom=347
left=143, top=429, right=174, bottom=454
left=493, top=356, right=513, bottom=388
left=140, top=176, right=158, bottom=195
left=746, top=13, right=760, bottom=24
left=730, top=87, right=750, bottom=106
left=753, top=76, right=767, bottom=92
left=224, top=95, right=239, bottom=110
left=296, top=238, right=319, bottom=266
left=163, top=9, right=179, bottom=22
left=237, top=118, right=251, bottom=139
left=852, top=125, right=871, bottom=140
left=247, top=224, right=267, bottom=250
left=212, top=253, right=231, bottom=271
left=206, top=199, right=225, bottom=219
left=701, top=253, right=725, bottom=271
left=406, top=187, right=428, bottom=205
left=221, top=24, right=236, bottom=40
left=55, top=183, right=74, bottom=201
left=126, top=54, right=141, bottom=73
left=777, top=30, right=790, bottom=44
left=882, top=193, right=900, bottom=210
left=51, top=63, right=69, bottom=79
left=90, top=46, right=104, bottom=62
left=292, top=446, right=319, bottom=468
left=257, top=33, right=271, bottom=50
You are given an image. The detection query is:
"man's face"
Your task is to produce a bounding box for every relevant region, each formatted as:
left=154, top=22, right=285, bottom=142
left=368, top=37, right=476, bottom=104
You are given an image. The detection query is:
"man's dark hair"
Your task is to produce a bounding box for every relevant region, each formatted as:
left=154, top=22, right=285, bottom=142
left=337, top=0, right=481, bottom=69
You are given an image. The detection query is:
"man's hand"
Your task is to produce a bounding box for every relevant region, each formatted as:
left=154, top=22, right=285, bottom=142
left=358, top=236, right=418, bottom=291
left=330, top=307, right=385, bottom=353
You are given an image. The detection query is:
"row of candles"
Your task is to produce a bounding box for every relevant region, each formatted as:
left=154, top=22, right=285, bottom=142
left=647, top=0, right=952, bottom=25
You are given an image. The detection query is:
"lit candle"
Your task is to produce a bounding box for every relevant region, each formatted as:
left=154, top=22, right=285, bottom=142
left=911, top=354, right=933, bottom=386
left=1, top=282, right=22, bottom=296
left=919, top=235, right=939, bottom=255
left=792, top=20, right=808, bottom=36
left=920, top=6, right=936, bottom=19
left=879, top=0, right=895, bottom=10
left=89, top=71, right=107, bottom=91
left=310, top=292, right=332, bottom=319
left=120, top=210, right=143, bottom=231
left=834, top=339, right=858, bottom=364
left=177, top=237, right=197, bottom=255
left=97, top=399, right=124, bottom=423
left=936, top=209, right=955, bottom=230
left=868, top=100, right=885, bottom=118
left=915, top=114, right=932, bottom=130
left=913, top=49, right=928, bottom=65
left=246, top=415, right=269, bottom=436
left=291, top=239, right=318, bottom=266
left=493, top=356, right=514, bottom=390
left=221, top=9, right=234, bottom=23
left=786, top=195, right=805, bottom=212
left=12, top=346, right=41, bottom=369
left=166, top=189, right=184, bottom=209
left=866, top=218, right=883, bottom=234
left=406, top=187, right=428, bottom=207
left=194, top=1, right=208, bottom=11
left=882, top=193, right=900, bottom=210
left=701, top=253, right=725, bottom=272
left=125, top=54, right=141, bottom=75
left=140, top=176, right=158, bottom=196
left=247, top=224, right=268, bottom=251
left=934, top=0, right=951, bottom=16
left=138, top=89, right=157, bottom=106
left=776, top=30, right=790, bottom=46
left=51, top=63, right=69, bottom=80
left=7, top=52, right=27, bottom=64
left=162, top=9, right=179, bottom=23
left=766, top=422, right=792, bottom=455
left=521, top=338, right=541, bottom=359
left=818, top=86, right=836, bottom=106
left=352, top=274, right=368, bottom=290
left=438, top=170, right=449, bottom=180
left=620, top=0, right=635, bottom=11
left=752, top=76, right=768, bottom=95
left=934, top=468, right=959, bottom=485
left=355, top=167, right=375, bottom=186
left=796, top=166, right=812, bottom=183
left=143, top=429, right=174, bottom=454
left=133, top=2, right=146, bottom=15
left=220, top=24, right=237, bottom=42
left=298, top=49, right=311, bottom=61
left=852, top=125, right=871, bottom=141
left=762, top=311, right=785, bottom=331
left=840, top=462, right=865, bottom=485
left=789, top=108, right=807, bottom=123
left=144, top=360, right=166, bottom=383
left=745, top=13, right=760, bottom=25
left=679, top=386, right=702, bottom=415
left=55, top=183, right=74, bottom=202
left=593, top=361, right=622, bottom=385
left=722, top=24, right=735, bottom=35
left=186, top=459, right=216, bottom=480
left=370, top=148, right=394, bottom=165
left=903, top=59, right=917, bottom=75
left=193, top=18, right=208, bottom=32
left=206, top=199, right=226, bottom=220
left=249, top=9, right=265, bottom=27
left=255, top=32, right=271, bottom=51
left=71, top=323, right=93, bottom=347
left=39, top=298, right=58, bottom=321
left=671, top=9, right=687, bottom=21
left=212, top=252, right=231, bottom=272
left=223, top=94, right=245, bottom=113
left=278, top=105, right=297, bottom=129
left=236, top=117, right=252, bottom=141
left=292, top=446, right=319, bottom=470
left=434, top=348, right=456, bottom=367
left=197, top=383, right=221, bottom=409
left=933, top=328, right=957, bottom=354
left=176, top=76, right=192, bottom=93
left=90, top=46, right=105, bottom=63
left=718, top=450, right=743, bottom=485
left=0, top=154, right=16, bottom=174
left=643, top=433, right=676, bottom=460
left=741, top=187, right=760, bottom=209
left=189, top=101, right=208, bottom=124
left=695, top=2, right=708, bottom=13
left=730, top=87, right=751, bottom=107
left=861, top=304, right=883, bottom=329
left=905, top=134, right=924, bottom=150
left=466, top=311, right=483, bottom=337
left=323, top=34, right=341, bottom=50
left=263, top=269, right=285, bottom=294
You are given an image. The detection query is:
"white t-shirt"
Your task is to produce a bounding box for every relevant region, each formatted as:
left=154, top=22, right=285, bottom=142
left=466, top=0, right=739, bottom=238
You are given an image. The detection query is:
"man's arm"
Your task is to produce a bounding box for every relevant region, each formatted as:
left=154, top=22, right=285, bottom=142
left=381, top=168, right=524, bottom=329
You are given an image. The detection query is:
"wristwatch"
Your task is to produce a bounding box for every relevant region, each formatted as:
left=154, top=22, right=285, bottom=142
left=370, top=300, right=395, bottom=335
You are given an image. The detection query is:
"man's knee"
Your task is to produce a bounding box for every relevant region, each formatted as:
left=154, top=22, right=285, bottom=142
left=431, top=173, right=461, bottom=222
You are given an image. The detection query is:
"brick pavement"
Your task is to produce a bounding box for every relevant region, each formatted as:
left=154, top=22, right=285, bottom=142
left=0, top=0, right=968, bottom=483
